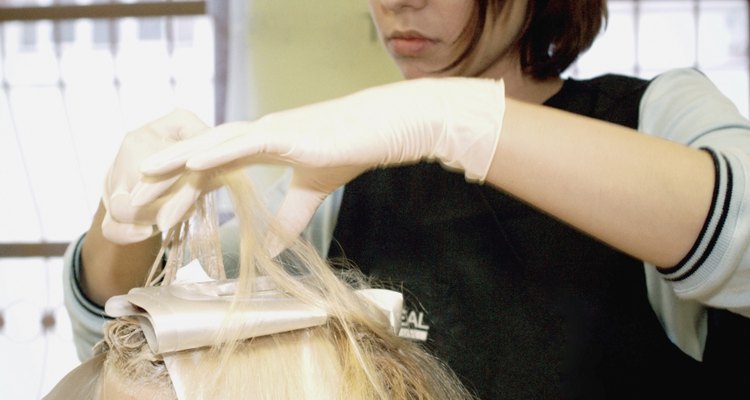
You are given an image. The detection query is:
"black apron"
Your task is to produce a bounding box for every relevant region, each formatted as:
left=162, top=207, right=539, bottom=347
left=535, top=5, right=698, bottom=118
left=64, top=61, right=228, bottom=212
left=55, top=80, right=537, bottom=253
left=329, top=75, right=750, bottom=399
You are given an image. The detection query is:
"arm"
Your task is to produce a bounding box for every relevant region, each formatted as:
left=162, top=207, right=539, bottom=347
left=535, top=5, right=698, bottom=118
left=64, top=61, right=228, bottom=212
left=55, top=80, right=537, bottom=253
left=63, top=204, right=160, bottom=361
left=136, top=76, right=714, bottom=267
left=133, top=72, right=750, bottom=309
left=81, top=110, right=215, bottom=301
left=489, top=98, right=714, bottom=268
left=80, top=201, right=162, bottom=306
left=492, top=69, right=750, bottom=315
left=64, top=110, right=213, bottom=359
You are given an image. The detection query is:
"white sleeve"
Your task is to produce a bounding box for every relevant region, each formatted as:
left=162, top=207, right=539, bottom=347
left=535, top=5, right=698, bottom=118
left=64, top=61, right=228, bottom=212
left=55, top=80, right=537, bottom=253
left=640, top=68, right=750, bottom=312
left=639, top=68, right=750, bottom=360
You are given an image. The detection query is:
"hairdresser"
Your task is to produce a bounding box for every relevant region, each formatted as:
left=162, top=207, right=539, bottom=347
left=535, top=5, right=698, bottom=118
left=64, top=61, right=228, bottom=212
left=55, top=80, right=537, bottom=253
left=65, top=0, right=750, bottom=398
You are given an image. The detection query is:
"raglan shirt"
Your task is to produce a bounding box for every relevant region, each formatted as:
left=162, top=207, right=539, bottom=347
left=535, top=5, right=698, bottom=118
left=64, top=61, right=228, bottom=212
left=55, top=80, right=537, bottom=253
left=639, top=68, right=750, bottom=362
left=63, top=68, right=750, bottom=380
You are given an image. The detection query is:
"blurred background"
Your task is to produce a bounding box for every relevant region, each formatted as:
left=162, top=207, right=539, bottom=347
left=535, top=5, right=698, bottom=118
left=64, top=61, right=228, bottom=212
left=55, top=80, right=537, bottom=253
left=0, top=0, right=748, bottom=398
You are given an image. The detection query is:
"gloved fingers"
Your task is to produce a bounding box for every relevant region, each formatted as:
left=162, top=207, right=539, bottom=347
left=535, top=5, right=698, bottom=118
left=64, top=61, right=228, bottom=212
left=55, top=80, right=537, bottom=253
left=106, top=190, right=156, bottom=225
left=184, top=129, right=279, bottom=171
left=264, top=167, right=364, bottom=256
left=154, top=183, right=200, bottom=232
left=133, top=153, right=282, bottom=207
left=101, top=211, right=156, bottom=245
left=139, top=121, right=264, bottom=175
left=108, top=170, right=213, bottom=228
left=150, top=108, right=213, bottom=141
left=183, top=117, right=350, bottom=170
left=99, top=110, right=217, bottom=245
left=129, top=172, right=182, bottom=207
left=263, top=180, right=329, bottom=257
left=107, top=189, right=162, bottom=226
left=104, top=110, right=212, bottom=211
left=154, top=172, right=219, bottom=232
left=140, top=120, right=308, bottom=176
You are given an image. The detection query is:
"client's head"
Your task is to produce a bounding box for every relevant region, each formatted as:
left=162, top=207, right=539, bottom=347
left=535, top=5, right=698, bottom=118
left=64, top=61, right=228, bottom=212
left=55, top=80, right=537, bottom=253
left=98, top=310, right=473, bottom=399
left=95, top=316, right=173, bottom=399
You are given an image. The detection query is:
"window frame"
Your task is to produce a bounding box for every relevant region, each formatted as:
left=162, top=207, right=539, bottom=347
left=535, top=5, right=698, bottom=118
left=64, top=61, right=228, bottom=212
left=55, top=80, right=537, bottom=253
left=0, top=0, right=213, bottom=257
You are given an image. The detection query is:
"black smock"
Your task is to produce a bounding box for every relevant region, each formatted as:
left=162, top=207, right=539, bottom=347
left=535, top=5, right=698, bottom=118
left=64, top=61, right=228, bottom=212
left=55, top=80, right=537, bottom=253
left=328, top=75, right=750, bottom=399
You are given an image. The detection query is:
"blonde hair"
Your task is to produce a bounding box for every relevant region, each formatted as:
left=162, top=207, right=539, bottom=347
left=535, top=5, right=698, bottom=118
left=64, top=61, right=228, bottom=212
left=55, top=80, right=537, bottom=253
left=98, top=170, right=477, bottom=400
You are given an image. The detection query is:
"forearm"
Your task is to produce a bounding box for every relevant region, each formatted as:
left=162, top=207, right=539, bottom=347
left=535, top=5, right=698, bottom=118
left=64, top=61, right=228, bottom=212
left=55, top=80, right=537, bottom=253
left=486, top=98, right=715, bottom=268
left=80, top=201, right=162, bottom=306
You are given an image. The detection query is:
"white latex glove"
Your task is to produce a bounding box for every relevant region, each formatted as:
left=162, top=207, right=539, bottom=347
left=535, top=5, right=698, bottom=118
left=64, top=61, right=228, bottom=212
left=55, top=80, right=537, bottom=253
left=101, top=109, right=211, bottom=244
left=135, top=78, right=505, bottom=246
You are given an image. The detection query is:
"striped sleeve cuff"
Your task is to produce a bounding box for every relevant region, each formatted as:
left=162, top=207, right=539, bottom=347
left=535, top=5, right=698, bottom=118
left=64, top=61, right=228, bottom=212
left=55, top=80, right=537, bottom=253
left=657, top=147, right=734, bottom=289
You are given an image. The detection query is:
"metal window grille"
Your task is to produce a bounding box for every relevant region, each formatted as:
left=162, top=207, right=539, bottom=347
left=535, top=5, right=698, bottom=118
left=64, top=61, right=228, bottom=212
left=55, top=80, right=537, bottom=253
left=0, top=2, right=213, bottom=399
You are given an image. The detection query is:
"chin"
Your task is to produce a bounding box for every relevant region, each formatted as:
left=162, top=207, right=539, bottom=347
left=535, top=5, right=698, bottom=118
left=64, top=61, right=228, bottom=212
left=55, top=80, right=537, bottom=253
left=398, top=67, right=444, bottom=80
left=396, top=60, right=464, bottom=80
left=391, top=59, right=432, bottom=79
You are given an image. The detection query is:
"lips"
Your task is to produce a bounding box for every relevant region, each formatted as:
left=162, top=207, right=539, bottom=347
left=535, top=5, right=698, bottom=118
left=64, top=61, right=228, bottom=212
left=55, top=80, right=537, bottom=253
left=387, top=31, right=437, bottom=57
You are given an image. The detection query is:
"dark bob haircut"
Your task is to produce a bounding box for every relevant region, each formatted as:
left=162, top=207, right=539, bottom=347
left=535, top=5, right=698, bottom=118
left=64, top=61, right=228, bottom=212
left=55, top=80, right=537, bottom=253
left=449, top=0, right=608, bottom=79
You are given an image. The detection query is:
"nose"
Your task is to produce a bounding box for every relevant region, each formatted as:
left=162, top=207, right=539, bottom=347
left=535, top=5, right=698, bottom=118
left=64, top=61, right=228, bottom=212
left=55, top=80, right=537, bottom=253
left=378, top=0, right=427, bottom=12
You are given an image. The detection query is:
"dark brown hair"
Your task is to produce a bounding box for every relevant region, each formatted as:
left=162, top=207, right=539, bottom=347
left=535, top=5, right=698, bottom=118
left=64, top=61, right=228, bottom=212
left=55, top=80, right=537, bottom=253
left=448, top=0, right=608, bottom=79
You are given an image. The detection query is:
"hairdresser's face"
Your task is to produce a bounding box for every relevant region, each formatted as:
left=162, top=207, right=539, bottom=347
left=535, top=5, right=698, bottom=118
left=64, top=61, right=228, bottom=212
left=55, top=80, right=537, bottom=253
left=368, top=0, right=528, bottom=79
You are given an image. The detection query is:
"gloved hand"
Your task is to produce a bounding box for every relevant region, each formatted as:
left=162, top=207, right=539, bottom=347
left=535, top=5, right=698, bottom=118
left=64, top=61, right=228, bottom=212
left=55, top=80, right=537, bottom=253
left=101, top=109, right=211, bottom=244
left=135, top=77, right=506, bottom=246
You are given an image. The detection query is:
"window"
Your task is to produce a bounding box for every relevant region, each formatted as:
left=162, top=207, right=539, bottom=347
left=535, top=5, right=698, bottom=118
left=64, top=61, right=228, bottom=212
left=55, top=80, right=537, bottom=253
left=571, top=0, right=749, bottom=117
left=0, top=2, right=213, bottom=399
